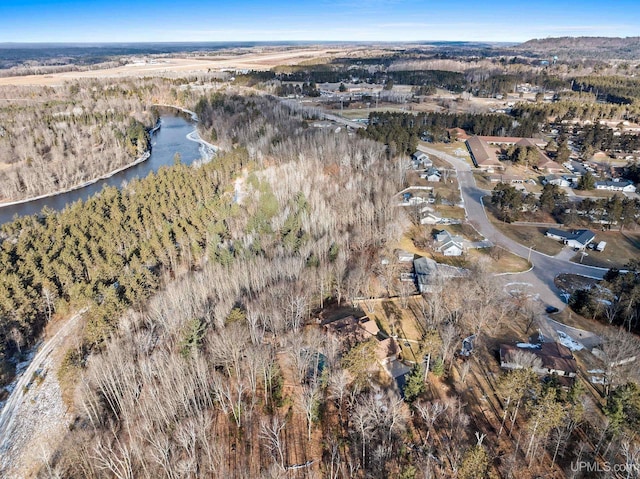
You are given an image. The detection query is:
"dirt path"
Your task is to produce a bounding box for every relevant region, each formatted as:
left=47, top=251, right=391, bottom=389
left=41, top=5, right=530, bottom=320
left=0, top=309, right=86, bottom=477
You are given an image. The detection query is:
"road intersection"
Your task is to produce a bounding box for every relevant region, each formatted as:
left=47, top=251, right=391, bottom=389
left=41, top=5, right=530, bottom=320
left=418, top=144, right=608, bottom=309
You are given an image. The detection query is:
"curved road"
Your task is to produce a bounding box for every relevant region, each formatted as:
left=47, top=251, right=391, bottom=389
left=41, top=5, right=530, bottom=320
left=419, top=145, right=607, bottom=309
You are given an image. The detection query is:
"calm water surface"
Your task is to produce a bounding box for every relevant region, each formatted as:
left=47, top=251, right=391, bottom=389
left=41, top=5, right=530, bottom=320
left=0, top=114, right=203, bottom=225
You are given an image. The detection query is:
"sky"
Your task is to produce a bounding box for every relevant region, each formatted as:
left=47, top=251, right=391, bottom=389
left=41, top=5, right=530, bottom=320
left=0, top=0, right=639, bottom=43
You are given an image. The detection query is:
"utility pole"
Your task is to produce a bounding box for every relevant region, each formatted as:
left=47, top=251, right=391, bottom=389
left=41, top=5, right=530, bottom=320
left=424, top=353, right=431, bottom=382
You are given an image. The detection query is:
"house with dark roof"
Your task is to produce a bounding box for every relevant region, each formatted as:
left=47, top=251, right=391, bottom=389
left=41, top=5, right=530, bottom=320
left=500, top=342, right=577, bottom=380
left=595, top=179, right=636, bottom=193
left=413, top=257, right=467, bottom=293
left=546, top=228, right=595, bottom=249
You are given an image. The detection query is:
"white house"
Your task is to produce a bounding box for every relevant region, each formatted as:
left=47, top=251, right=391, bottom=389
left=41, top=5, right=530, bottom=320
left=439, top=241, right=464, bottom=256
left=411, top=151, right=432, bottom=169
left=420, top=167, right=442, bottom=182
left=420, top=213, right=442, bottom=225
left=594, top=179, right=636, bottom=193
left=543, top=174, right=578, bottom=187
left=546, top=228, right=595, bottom=249
left=434, top=229, right=465, bottom=256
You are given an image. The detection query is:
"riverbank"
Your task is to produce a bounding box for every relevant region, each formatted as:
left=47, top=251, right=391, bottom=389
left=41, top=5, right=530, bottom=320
left=0, top=150, right=153, bottom=209
left=0, top=110, right=217, bottom=225
left=155, top=103, right=218, bottom=163
left=0, top=117, right=162, bottom=210
left=186, top=130, right=217, bottom=162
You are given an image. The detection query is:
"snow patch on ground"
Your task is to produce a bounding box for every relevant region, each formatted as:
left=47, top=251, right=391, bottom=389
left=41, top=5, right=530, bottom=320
left=557, top=330, right=584, bottom=351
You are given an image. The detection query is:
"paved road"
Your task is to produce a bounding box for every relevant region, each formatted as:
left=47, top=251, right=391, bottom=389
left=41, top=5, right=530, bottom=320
left=289, top=100, right=608, bottom=309
left=418, top=145, right=607, bottom=309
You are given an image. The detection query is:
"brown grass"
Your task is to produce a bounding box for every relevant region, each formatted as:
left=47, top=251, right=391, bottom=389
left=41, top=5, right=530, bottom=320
left=0, top=47, right=351, bottom=86
left=570, top=230, right=640, bottom=269
left=484, top=201, right=564, bottom=256
left=572, top=189, right=621, bottom=198
left=469, top=247, right=531, bottom=273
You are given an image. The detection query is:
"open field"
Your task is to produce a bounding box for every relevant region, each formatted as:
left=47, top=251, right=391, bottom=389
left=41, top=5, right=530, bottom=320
left=0, top=47, right=352, bottom=86
left=570, top=229, right=640, bottom=269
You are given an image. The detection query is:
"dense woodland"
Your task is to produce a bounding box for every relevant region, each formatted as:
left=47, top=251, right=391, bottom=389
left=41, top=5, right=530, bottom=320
left=5, top=90, right=627, bottom=479
left=0, top=78, right=216, bottom=202
left=362, top=111, right=543, bottom=155
left=1, top=44, right=640, bottom=477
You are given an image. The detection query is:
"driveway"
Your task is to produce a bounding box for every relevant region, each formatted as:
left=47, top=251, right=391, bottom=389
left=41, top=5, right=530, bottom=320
left=418, top=144, right=607, bottom=309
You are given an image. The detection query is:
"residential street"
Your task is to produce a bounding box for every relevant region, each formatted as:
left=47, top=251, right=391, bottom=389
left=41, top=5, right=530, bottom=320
left=419, top=145, right=608, bottom=309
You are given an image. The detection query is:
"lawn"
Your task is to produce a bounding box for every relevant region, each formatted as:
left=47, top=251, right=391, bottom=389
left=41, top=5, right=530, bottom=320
left=483, top=199, right=564, bottom=256
left=442, top=223, right=484, bottom=242
left=432, top=247, right=531, bottom=274
left=434, top=204, right=466, bottom=219
left=570, top=230, right=640, bottom=269
left=572, top=189, right=621, bottom=198
left=468, top=247, right=531, bottom=274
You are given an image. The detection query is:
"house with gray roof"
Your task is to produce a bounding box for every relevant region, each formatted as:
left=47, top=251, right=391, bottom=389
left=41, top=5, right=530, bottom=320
left=546, top=228, right=595, bottom=249
left=413, top=257, right=467, bottom=293
left=420, top=166, right=442, bottom=182
left=434, top=229, right=464, bottom=256
left=594, top=179, right=636, bottom=193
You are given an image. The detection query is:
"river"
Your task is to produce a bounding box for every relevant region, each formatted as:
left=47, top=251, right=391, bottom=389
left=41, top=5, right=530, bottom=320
left=0, top=113, right=208, bottom=225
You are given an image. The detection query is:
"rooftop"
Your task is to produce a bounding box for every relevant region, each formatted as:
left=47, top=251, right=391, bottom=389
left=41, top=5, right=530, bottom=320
left=500, top=342, right=577, bottom=376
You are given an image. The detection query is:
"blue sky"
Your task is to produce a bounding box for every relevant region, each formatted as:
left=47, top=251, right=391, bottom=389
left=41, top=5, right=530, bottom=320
left=1, top=0, right=639, bottom=43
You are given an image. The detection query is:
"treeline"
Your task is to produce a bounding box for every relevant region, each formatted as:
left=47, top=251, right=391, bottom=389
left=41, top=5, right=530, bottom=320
left=491, top=182, right=640, bottom=228
left=275, top=81, right=320, bottom=97
left=0, top=81, right=160, bottom=202
left=512, top=99, right=640, bottom=122
left=362, top=111, right=541, bottom=154
left=280, top=68, right=467, bottom=92
left=0, top=149, right=246, bottom=385
left=0, top=76, right=224, bottom=203
left=572, top=75, right=640, bottom=105
left=576, top=122, right=640, bottom=154
left=570, top=266, right=640, bottom=333
left=45, top=92, right=415, bottom=478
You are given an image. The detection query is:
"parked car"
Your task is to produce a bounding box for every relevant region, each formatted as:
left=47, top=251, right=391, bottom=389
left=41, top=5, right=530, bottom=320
left=545, top=306, right=559, bottom=314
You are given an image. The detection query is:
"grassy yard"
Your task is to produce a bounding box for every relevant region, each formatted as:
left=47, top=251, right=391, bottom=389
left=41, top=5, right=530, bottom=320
left=396, top=234, right=432, bottom=258
left=434, top=204, right=466, bottom=219
left=441, top=223, right=484, bottom=242
left=432, top=247, right=531, bottom=274
left=473, top=172, right=494, bottom=190
left=468, top=247, right=531, bottom=273
left=572, top=189, right=621, bottom=198
left=570, top=230, right=640, bottom=269
left=484, top=199, right=564, bottom=256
